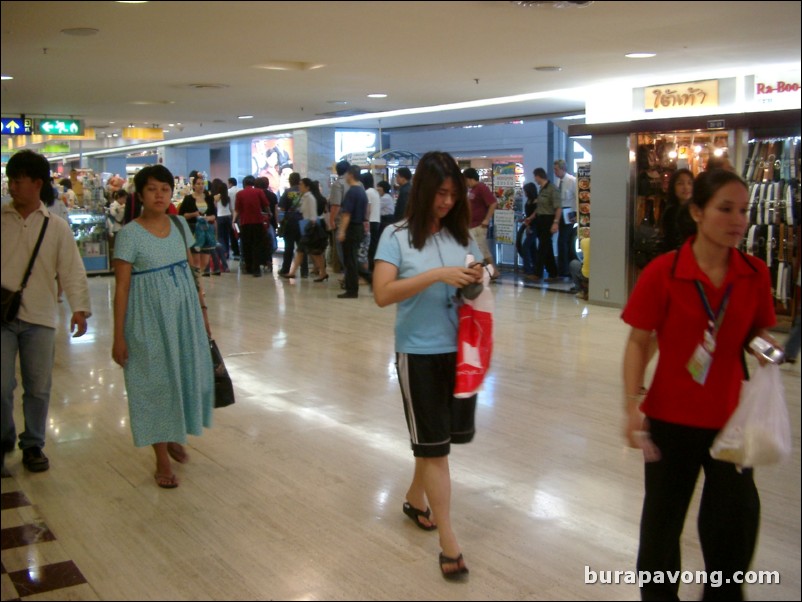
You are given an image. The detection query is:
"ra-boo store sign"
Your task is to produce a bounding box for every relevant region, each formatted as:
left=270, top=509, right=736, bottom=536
left=752, top=72, right=801, bottom=111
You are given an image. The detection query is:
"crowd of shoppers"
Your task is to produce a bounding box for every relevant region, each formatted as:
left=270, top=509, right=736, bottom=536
left=2, top=150, right=797, bottom=596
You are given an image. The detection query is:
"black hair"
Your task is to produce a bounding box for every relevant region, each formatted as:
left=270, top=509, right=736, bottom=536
left=211, top=178, right=230, bottom=206
left=533, top=167, right=548, bottom=180
left=6, top=150, right=51, bottom=188
left=243, top=175, right=256, bottom=187
left=336, top=160, right=351, bottom=176
left=360, top=172, right=375, bottom=189
left=405, top=151, right=470, bottom=250
left=462, top=167, right=479, bottom=181
left=665, top=168, right=694, bottom=208
left=228, top=177, right=237, bottom=186
left=377, top=180, right=392, bottom=195
left=692, top=169, right=748, bottom=210
left=134, top=164, right=175, bottom=197
left=523, top=181, right=538, bottom=201
left=347, top=166, right=362, bottom=181
left=396, top=167, right=412, bottom=180
left=288, top=172, right=301, bottom=187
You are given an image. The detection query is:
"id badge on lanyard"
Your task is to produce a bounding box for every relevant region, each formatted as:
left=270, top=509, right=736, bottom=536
left=686, top=281, right=732, bottom=385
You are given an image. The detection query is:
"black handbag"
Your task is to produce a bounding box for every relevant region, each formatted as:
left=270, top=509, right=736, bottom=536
left=1, top=288, right=23, bottom=324
left=209, top=339, right=235, bottom=408
left=2, top=218, right=49, bottom=324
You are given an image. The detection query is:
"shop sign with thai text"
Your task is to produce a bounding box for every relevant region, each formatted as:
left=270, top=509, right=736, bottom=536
left=644, top=80, right=719, bottom=112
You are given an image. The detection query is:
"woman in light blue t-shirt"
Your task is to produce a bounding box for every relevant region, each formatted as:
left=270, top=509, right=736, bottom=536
left=373, top=151, right=484, bottom=581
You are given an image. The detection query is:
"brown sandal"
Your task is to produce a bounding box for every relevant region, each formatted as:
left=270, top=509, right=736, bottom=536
left=439, top=552, right=469, bottom=581
left=154, top=473, right=179, bottom=489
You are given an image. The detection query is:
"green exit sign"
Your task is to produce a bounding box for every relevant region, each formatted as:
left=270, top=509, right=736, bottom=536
left=37, top=119, right=84, bottom=136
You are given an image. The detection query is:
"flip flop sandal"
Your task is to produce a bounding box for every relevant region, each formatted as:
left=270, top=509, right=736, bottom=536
left=439, top=552, right=469, bottom=581
left=403, top=501, right=437, bottom=531
left=154, top=473, right=179, bottom=489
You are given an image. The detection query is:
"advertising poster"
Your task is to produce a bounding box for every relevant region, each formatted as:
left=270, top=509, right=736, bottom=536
left=493, top=209, right=516, bottom=245
left=492, top=163, right=519, bottom=211
left=251, top=135, right=294, bottom=195
left=576, top=162, right=591, bottom=240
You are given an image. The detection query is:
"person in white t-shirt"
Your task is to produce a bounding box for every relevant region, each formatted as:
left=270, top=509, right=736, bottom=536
left=361, top=172, right=382, bottom=272
left=554, top=159, right=577, bottom=277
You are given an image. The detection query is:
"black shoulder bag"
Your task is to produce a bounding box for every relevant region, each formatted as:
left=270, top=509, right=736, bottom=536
left=2, top=217, right=50, bottom=324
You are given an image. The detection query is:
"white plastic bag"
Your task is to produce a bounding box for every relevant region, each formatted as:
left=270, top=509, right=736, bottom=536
left=710, top=364, right=791, bottom=468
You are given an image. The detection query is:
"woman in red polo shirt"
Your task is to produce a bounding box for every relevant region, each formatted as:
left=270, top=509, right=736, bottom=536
left=621, top=169, right=778, bottom=601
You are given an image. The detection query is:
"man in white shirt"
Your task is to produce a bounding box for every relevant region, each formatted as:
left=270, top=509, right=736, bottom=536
left=554, top=159, right=578, bottom=277
left=228, top=177, right=242, bottom=258
left=1, top=150, right=91, bottom=475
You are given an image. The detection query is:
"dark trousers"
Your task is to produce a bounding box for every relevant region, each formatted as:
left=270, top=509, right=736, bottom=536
left=342, top=223, right=365, bottom=295
left=638, top=419, right=760, bottom=601
left=534, top=215, right=558, bottom=278
left=240, top=223, right=265, bottom=274
left=368, top=221, right=381, bottom=271
left=216, top=215, right=233, bottom=260
left=558, top=213, right=576, bottom=276
left=522, top=226, right=538, bottom=275
left=281, top=232, right=308, bottom=276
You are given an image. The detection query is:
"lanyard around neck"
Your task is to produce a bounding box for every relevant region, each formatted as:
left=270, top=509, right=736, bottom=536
left=694, top=280, right=733, bottom=337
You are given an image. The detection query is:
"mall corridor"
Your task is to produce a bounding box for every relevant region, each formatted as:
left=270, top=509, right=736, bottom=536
left=1, top=265, right=800, bottom=601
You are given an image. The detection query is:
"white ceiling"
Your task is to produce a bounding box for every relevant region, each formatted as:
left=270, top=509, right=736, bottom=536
left=1, top=1, right=800, bottom=154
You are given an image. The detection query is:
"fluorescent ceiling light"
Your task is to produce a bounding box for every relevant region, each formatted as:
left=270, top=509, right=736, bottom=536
left=238, top=115, right=254, bottom=120
left=61, top=28, right=100, bottom=36
left=1, top=75, right=13, bottom=80
left=625, top=52, right=656, bottom=59
left=367, top=93, right=388, bottom=99
left=254, top=61, right=325, bottom=71
left=50, top=85, right=593, bottom=161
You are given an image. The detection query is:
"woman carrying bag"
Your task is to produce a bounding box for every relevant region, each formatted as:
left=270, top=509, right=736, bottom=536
left=621, top=169, right=779, bottom=600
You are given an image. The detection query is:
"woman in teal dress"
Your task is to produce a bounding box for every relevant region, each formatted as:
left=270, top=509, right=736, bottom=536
left=112, top=165, right=214, bottom=489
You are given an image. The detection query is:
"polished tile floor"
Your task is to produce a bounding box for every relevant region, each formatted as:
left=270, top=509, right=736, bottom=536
left=1, top=261, right=800, bottom=601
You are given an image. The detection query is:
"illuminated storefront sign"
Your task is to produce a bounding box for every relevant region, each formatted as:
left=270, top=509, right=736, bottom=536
left=644, top=80, right=719, bottom=112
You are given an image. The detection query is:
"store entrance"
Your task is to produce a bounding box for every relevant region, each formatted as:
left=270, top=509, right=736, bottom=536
left=630, top=130, right=732, bottom=279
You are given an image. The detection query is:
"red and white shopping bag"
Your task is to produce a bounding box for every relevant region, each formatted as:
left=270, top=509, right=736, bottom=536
left=454, top=264, right=494, bottom=398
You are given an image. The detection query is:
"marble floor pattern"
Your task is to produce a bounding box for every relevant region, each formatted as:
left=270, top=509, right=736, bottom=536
left=1, top=261, right=799, bottom=601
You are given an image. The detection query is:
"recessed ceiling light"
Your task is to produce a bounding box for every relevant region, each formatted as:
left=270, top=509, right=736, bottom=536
left=129, top=100, right=175, bottom=105
left=254, top=61, right=325, bottom=71
left=625, top=52, right=656, bottom=59
left=61, top=27, right=100, bottom=36
left=534, top=66, right=562, bottom=72
left=1, top=75, right=13, bottom=80
left=367, top=93, right=388, bottom=99
left=238, top=115, right=254, bottom=120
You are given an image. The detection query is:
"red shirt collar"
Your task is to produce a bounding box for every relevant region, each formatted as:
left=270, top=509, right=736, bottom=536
left=673, top=237, right=759, bottom=287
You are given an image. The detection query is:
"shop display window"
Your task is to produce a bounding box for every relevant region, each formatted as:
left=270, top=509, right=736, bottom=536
left=631, top=131, right=732, bottom=270
left=740, top=136, right=800, bottom=320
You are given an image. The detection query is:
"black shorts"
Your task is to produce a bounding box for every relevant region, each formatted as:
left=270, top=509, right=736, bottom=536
left=396, top=352, right=476, bottom=458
